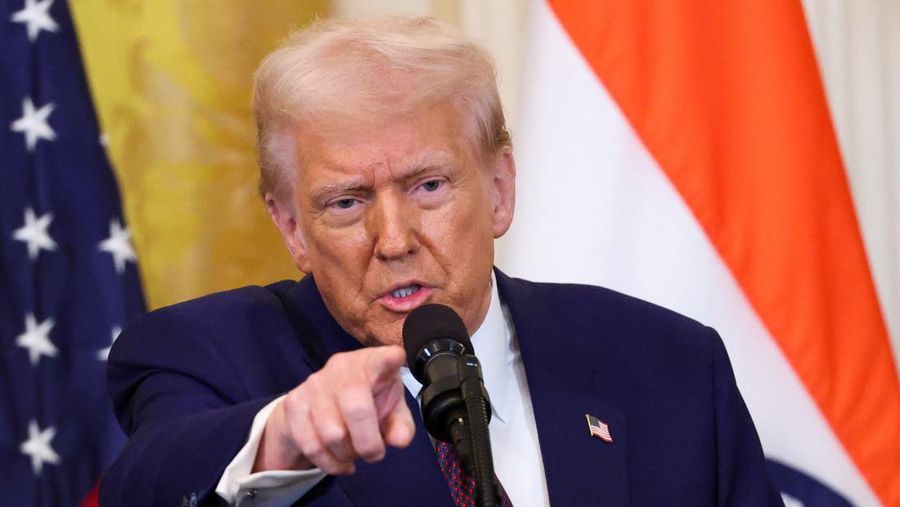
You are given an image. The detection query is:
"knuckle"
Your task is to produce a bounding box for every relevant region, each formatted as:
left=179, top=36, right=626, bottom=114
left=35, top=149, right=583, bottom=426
left=304, top=372, right=323, bottom=392
left=282, top=391, right=307, bottom=416
left=319, top=424, right=347, bottom=446
left=341, top=398, right=372, bottom=423
left=299, top=437, right=322, bottom=459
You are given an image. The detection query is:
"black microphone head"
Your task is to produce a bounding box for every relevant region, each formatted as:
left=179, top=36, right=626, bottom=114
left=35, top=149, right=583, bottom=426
left=402, top=304, right=472, bottom=380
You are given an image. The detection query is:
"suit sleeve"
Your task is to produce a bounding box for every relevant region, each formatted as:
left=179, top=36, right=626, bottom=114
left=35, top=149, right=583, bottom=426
left=707, top=327, right=784, bottom=506
left=100, top=308, right=279, bottom=507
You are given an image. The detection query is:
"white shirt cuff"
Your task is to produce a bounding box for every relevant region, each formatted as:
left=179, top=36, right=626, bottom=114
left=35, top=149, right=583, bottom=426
left=215, top=395, right=327, bottom=506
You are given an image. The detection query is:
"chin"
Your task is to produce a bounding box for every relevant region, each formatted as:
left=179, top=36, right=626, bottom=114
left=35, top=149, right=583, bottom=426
left=362, top=320, right=404, bottom=347
left=364, top=332, right=402, bottom=347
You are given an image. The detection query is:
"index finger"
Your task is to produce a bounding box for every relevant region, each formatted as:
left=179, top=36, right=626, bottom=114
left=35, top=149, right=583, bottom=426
left=364, top=345, right=406, bottom=384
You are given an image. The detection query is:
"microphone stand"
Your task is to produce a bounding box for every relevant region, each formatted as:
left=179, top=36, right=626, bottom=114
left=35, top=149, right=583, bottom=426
left=417, top=341, right=501, bottom=506
left=456, top=354, right=500, bottom=507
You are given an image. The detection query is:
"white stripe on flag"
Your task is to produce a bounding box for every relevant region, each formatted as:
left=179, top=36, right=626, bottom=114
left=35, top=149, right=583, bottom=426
left=496, top=2, right=880, bottom=505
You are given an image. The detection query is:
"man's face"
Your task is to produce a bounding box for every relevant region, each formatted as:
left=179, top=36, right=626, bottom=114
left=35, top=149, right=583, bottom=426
left=268, top=102, right=516, bottom=346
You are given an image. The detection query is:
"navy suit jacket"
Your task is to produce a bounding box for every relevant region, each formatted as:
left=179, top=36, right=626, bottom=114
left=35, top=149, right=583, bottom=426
left=101, top=270, right=782, bottom=506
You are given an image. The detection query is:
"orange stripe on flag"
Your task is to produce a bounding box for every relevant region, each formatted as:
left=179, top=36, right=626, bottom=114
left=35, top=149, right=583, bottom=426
left=547, top=0, right=900, bottom=503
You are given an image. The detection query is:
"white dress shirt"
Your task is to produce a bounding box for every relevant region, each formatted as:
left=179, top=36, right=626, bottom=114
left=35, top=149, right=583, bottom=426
left=216, top=276, right=550, bottom=506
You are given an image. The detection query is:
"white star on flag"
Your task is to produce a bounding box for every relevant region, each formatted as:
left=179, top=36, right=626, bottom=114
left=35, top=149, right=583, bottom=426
left=98, top=218, right=137, bottom=274
left=20, top=420, right=61, bottom=475
left=10, top=0, right=59, bottom=42
left=10, top=96, right=56, bottom=152
left=97, top=325, right=123, bottom=361
left=13, top=207, right=57, bottom=260
left=16, top=313, right=57, bottom=366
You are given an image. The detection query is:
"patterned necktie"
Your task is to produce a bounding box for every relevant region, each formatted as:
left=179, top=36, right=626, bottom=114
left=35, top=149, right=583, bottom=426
left=435, top=440, right=513, bottom=507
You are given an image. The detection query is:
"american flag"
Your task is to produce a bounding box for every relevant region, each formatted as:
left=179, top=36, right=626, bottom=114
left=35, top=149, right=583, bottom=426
left=586, top=414, right=613, bottom=443
left=1, top=0, right=145, bottom=505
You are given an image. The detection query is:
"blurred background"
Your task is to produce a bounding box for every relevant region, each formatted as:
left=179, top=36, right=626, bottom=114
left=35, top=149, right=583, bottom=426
left=70, top=0, right=532, bottom=310
left=2, top=0, right=897, bottom=505
left=70, top=0, right=899, bottom=363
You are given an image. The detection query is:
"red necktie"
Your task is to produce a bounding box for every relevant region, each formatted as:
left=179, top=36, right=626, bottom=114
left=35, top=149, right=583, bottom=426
left=435, top=440, right=513, bottom=507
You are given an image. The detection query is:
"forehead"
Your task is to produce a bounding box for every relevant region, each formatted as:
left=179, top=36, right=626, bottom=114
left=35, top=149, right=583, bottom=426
left=293, top=103, right=476, bottom=186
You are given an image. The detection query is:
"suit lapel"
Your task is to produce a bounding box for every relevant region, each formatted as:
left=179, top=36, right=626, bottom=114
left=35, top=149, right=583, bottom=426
left=282, top=276, right=363, bottom=367
left=282, top=273, right=629, bottom=505
left=283, top=276, right=453, bottom=506
left=497, top=271, right=631, bottom=506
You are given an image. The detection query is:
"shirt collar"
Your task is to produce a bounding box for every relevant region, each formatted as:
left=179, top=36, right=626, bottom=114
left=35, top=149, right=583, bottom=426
left=400, top=272, right=513, bottom=423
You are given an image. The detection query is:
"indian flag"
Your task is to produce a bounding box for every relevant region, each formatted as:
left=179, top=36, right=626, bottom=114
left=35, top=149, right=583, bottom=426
left=497, top=1, right=900, bottom=505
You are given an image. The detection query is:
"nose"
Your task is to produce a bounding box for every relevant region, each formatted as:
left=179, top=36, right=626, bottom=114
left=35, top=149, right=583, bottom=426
left=370, top=191, right=420, bottom=261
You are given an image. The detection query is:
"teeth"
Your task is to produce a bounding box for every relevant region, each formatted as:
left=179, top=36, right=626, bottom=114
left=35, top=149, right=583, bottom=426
left=391, top=285, right=420, bottom=298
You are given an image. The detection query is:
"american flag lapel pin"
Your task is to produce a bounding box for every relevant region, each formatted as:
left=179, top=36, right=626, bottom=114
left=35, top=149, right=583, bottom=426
left=586, top=413, right=613, bottom=443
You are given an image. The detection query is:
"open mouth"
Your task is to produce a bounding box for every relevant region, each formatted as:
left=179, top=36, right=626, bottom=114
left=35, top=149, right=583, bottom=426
left=379, top=282, right=432, bottom=312
left=390, top=284, right=421, bottom=299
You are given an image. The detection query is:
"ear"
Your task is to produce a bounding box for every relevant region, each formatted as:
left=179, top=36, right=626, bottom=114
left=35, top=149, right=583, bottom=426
left=488, top=147, right=516, bottom=238
left=266, top=193, right=312, bottom=273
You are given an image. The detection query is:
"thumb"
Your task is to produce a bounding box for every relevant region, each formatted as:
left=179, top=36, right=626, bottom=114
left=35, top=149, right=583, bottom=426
left=380, top=386, right=416, bottom=449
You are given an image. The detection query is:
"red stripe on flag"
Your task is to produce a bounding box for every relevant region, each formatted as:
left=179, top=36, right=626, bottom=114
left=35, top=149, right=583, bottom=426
left=548, top=0, right=900, bottom=504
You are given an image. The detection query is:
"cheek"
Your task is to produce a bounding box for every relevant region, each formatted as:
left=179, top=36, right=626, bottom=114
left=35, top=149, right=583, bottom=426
left=304, top=224, right=374, bottom=309
left=308, top=226, right=379, bottom=340
left=450, top=190, right=495, bottom=245
left=308, top=224, right=371, bottom=271
left=427, top=193, right=496, bottom=275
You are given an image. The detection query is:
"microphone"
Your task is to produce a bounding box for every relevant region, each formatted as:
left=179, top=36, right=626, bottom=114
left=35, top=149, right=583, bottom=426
left=402, top=304, right=489, bottom=441
left=403, top=304, right=500, bottom=506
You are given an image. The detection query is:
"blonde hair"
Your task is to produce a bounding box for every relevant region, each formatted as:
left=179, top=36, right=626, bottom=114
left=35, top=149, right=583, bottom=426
left=252, top=16, right=511, bottom=204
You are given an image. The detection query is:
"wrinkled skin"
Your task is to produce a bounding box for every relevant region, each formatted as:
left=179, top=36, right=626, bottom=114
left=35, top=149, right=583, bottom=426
left=268, top=102, right=516, bottom=346
left=255, top=102, right=516, bottom=475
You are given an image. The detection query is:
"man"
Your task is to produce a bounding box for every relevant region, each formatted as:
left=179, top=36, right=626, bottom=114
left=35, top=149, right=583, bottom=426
left=101, top=17, right=781, bottom=506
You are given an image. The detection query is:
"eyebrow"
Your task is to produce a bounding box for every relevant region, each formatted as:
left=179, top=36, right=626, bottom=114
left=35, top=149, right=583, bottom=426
left=309, top=151, right=457, bottom=204
left=395, top=151, right=457, bottom=182
left=309, top=181, right=369, bottom=205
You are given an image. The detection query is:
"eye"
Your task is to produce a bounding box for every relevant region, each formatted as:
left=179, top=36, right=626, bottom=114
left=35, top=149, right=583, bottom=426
left=334, top=198, right=357, bottom=209
left=412, top=177, right=449, bottom=206
left=420, top=179, right=443, bottom=192
left=327, top=197, right=361, bottom=213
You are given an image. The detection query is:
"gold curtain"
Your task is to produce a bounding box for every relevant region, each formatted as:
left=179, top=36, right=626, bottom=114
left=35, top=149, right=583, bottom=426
left=71, top=0, right=526, bottom=310
left=71, top=0, right=329, bottom=309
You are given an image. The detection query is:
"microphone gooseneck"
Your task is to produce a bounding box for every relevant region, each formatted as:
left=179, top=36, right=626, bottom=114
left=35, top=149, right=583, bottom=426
left=402, top=304, right=500, bottom=507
